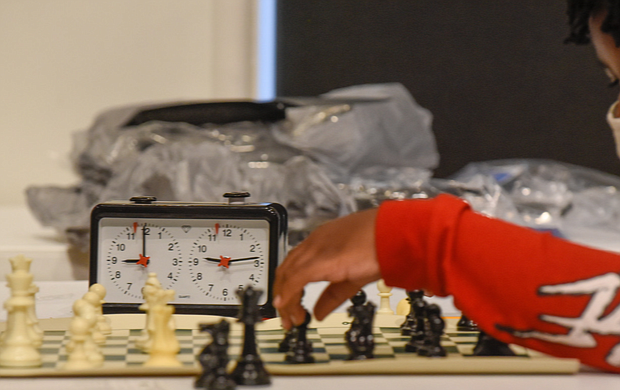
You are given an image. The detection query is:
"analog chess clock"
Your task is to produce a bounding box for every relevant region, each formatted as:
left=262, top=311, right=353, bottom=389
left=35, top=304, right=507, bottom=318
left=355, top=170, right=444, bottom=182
left=89, top=192, right=287, bottom=317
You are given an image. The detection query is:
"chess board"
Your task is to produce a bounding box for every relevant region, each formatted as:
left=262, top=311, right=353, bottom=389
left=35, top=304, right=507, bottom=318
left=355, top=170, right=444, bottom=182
left=0, top=313, right=579, bottom=377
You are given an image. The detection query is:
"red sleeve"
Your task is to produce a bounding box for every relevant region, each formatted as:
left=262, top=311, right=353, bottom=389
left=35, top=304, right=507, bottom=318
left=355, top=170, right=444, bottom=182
left=375, top=194, right=620, bottom=373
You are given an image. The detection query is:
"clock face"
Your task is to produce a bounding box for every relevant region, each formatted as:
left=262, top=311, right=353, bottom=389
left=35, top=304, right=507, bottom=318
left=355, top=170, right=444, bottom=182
left=96, top=217, right=271, bottom=306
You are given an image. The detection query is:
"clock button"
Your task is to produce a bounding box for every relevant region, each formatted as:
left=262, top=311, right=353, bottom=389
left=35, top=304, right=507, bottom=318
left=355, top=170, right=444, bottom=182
left=223, top=192, right=250, bottom=204
left=130, top=196, right=157, bottom=204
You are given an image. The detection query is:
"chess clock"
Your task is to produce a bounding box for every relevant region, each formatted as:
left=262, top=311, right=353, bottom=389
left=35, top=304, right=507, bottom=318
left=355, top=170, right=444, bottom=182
left=89, top=192, right=287, bottom=318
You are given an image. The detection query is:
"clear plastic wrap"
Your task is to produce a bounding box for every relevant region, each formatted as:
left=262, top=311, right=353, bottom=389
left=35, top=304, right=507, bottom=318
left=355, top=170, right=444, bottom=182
left=448, top=159, right=620, bottom=233
left=26, top=83, right=439, bottom=250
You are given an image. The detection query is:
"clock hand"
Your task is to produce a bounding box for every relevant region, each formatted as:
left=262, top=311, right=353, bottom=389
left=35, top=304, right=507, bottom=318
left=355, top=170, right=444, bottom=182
left=136, top=224, right=150, bottom=267
left=203, top=256, right=259, bottom=263
left=122, top=257, right=150, bottom=266
left=142, top=224, right=147, bottom=257
left=228, top=256, right=260, bottom=262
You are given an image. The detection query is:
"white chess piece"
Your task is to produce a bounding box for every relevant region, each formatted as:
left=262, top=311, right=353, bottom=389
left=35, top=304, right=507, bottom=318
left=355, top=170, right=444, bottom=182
left=89, top=283, right=112, bottom=335
left=27, top=282, right=44, bottom=347
left=0, top=256, right=42, bottom=367
left=143, top=301, right=181, bottom=367
left=377, top=279, right=394, bottom=315
left=63, top=316, right=97, bottom=370
left=137, top=274, right=176, bottom=353
left=67, top=299, right=103, bottom=367
left=136, top=284, right=162, bottom=352
left=82, top=291, right=107, bottom=345
left=396, top=298, right=410, bottom=316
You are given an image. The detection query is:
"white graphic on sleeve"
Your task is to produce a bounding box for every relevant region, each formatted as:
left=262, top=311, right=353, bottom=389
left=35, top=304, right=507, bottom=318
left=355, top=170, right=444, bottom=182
left=502, top=272, right=620, bottom=366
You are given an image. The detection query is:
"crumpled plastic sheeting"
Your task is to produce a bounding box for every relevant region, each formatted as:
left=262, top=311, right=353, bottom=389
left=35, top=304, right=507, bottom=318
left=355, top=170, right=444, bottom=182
left=26, top=83, right=439, bottom=250
left=272, top=83, right=438, bottom=179
left=447, top=159, right=620, bottom=232
left=348, top=167, right=436, bottom=210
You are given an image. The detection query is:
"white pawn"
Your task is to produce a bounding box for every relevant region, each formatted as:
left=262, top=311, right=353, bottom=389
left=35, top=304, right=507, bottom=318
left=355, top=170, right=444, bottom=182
left=67, top=299, right=103, bottom=367
left=377, top=279, right=394, bottom=315
left=89, top=283, right=112, bottom=335
left=396, top=298, right=410, bottom=316
left=63, top=316, right=96, bottom=370
left=82, top=291, right=106, bottom=345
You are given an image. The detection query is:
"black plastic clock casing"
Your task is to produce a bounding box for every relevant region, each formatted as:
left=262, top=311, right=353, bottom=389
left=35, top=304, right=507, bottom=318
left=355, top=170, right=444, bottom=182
left=89, top=195, right=287, bottom=318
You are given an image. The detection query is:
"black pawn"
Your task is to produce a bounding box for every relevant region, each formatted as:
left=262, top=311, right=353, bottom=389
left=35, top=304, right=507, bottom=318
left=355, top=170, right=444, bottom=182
left=285, top=310, right=314, bottom=364
left=345, top=290, right=376, bottom=360
left=230, top=286, right=271, bottom=386
left=416, top=304, right=446, bottom=358
left=457, top=314, right=479, bottom=331
left=472, top=331, right=516, bottom=356
left=278, top=328, right=295, bottom=353
left=404, top=296, right=427, bottom=353
left=401, top=290, right=424, bottom=336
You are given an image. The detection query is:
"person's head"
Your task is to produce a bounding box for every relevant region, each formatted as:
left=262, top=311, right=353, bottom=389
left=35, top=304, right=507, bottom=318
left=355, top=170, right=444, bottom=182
left=567, top=0, right=620, bottom=155
left=567, top=1, right=620, bottom=87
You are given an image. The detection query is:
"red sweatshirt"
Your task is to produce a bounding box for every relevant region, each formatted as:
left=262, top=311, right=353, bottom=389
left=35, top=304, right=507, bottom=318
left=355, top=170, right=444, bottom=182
left=376, top=194, right=620, bottom=373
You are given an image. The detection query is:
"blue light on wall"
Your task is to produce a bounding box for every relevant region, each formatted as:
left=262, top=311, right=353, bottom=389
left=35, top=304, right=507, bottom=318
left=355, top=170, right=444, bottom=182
left=257, top=0, right=276, bottom=101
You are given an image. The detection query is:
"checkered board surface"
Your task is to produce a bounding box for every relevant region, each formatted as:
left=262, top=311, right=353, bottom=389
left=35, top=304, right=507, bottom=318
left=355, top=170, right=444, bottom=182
left=0, top=313, right=579, bottom=377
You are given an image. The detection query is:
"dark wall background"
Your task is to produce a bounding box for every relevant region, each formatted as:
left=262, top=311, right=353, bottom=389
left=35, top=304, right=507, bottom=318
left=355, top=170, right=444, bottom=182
left=276, top=1, right=620, bottom=178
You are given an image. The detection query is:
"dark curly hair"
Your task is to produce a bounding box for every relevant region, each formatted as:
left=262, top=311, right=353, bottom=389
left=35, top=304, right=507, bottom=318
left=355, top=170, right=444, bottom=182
left=566, top=0, right=620, bottom=46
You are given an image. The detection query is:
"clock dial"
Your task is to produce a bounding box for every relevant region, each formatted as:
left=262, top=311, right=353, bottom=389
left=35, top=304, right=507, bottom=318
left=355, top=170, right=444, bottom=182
left=99, top=220, right=183, bottom=300
left=188, top=221, right=269, bottom=305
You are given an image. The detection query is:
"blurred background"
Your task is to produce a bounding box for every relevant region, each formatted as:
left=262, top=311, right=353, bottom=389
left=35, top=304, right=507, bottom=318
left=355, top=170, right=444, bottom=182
left=3, top=0, right=620, bottom=204
left=0, top=0, right=275, bottom=206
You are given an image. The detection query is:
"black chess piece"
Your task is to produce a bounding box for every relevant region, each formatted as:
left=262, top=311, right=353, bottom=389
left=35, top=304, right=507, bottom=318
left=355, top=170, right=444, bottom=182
left=195, top=320, right=236, bottom=390
left=345, top=290, right=376, bottom=360
left=416, top=303, right=446, bottom=358
left=472, top=331, right=516, bottom=356
left=401, top=290, right=424, bottom=336
left=404, top=295, right=427, bottom=353
left=285, top=310, right=315, bottom=364
left=457, top=314, right=479, bottom=331
left=278, top=328, right=295, bottom=353
left=230, top=286, right=271, bottom=386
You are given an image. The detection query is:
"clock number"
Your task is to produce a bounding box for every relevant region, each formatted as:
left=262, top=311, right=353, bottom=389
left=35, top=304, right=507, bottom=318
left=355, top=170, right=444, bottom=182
left=208, top=234, right=217, bottom=242
left=167, top=272, right=173, bottom=280
left=126, top=283, right=132, bottom=291
left=198, top=245, right=208, bottom=253
left=239, top=233, right=244, bottom=241
left=208, top=283, right=214, bottom=292
left=172, top=258, right=178, bottom=266
left=249, top=274, right=255, bottom=281
left=168, top=242, right=175, bottom=251
left=126, top=232, right=135, bottom=240
left=143, top=227, right=151, bottom=235
left=223, top=288, right=228, bottom=296
left=114, top=271, right=121, bottom=279
left=197, top=273, right=203, bottom=280
left=116, top=243, right=126, bottom=251
left=254, top=260, right=260, bottom=267
left=223, top=229, right=232, bottom=237
left=110, top=257, right=117, bottom=264
left=238, top=285, right=244, bottom=291
left=249, top=245, right=256, bottom=253
left=193, top=258, right=199, bottom=266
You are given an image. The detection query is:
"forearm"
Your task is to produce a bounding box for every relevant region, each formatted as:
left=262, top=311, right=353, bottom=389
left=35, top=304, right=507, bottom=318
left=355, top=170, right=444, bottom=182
left=375, top=194, right=620, bottom=372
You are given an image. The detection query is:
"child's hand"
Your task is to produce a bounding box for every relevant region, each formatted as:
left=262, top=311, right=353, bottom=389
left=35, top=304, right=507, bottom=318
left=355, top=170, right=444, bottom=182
left=273, top=208, right=382, bottom=329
